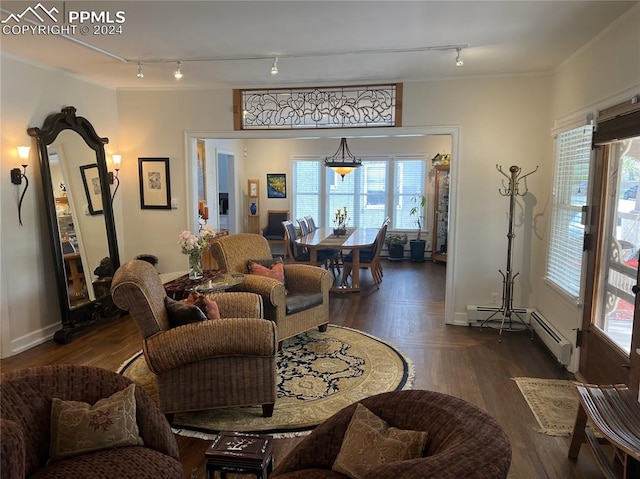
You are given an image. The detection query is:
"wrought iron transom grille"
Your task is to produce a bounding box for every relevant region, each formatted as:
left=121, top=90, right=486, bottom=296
left=233, top=83, right=402, bottom=130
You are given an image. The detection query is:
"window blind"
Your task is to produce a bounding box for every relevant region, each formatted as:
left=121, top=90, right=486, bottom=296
left=292, top=160, right=321, bottom=221
left=545, top=125, right=593, bottom=297
left=393, top=160, right=427, bottom=229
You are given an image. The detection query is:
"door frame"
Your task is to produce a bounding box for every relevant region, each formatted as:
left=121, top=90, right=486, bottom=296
left=579, top=98, right=640, bottom=394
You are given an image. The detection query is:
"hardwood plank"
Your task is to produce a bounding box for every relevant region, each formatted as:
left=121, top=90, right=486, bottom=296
left=1, top=261, right=602, bottom=478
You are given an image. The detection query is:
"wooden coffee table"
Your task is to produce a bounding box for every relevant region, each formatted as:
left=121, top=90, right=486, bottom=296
left=205, top=431, right=273, bottom=479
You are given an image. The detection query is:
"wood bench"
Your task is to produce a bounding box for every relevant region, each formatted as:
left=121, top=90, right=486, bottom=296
left=568, top=383, right=640, bottom=479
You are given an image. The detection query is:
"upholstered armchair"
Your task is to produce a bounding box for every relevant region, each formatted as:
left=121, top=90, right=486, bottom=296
left=271, top=389, right=512, bottom=479
left=111, top=259, right=277, bottom=417
left=1, top=364, right=182, bottom=479
left=262, top=210, right=289, bottom=245
left=210, top=233, right=333, bottom=344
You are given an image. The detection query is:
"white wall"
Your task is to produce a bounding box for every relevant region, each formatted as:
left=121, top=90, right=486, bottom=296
left=0, top=54, right=119, bottom=357
left=541, top=6, right=640, bottom=372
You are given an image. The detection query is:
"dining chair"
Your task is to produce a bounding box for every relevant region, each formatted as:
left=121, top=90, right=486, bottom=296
left=297, top=217, right=310, bottom=236
left=304, top=215, right=318, bottom=232
left=283, top=220, right=336, bottom=268
left=341, top=222, right=388, bottom=289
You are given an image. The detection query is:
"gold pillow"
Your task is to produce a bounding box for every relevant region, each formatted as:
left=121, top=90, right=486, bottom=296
left=50, top=383, right=143, bottom=460
left=332, top=403, right=427, bottom=479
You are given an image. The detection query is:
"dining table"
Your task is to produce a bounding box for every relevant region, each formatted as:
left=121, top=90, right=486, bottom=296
left=295, top=226, right=380, bottom=292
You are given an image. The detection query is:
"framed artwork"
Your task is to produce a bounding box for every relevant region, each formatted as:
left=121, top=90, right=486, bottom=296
left=138, top=157, right=171, bottom=209
left=267, top=173, right=287, bottom=198
left=79, top=164, right=103, bottom=215
left=248, top=179, right=259, bottom=198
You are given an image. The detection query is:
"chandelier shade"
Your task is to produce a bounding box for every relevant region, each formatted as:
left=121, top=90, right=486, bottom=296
left=324, top=138, right=362, bottom=180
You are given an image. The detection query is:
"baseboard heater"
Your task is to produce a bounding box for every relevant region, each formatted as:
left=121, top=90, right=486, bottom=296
left=466, top=306, right=572, bottom=366
left=530, top=310, right=572, bottom=366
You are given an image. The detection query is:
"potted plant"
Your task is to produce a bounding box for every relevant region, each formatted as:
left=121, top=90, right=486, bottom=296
left=409, top=194, right=427, bottom=262
left=384, top=233, right=408, bottom=261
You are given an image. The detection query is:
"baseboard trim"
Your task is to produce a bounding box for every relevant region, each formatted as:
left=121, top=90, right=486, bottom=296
left=8, top=323, right=58, bottom=356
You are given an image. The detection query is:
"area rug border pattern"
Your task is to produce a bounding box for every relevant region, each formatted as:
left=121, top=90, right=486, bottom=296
left=118, top=324, right=415, bottom=439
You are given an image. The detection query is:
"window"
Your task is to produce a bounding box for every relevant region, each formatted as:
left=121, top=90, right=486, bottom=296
left=393, top=160, right=427, bottom=230
left=293, top=157, right=427, bottom=229
left=545, top=124, right=593, bottom=297
left=292, top=161, right=321, bottom=221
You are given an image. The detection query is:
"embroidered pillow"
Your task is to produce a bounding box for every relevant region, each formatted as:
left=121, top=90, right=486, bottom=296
left=248, top=258, right=285, bottom=285
left=184, top=291, right=221, bottom=320
left=332, top=403, right=428, bottom=479
left=50, top=383, right=143, bottom=460
left=165, top=296, right=207, bottom=327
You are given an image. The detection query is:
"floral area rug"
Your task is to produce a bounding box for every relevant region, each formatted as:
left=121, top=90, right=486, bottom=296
left=118, top=325, right=414, bottom=439
left=513, top=377, right=579, bottom=436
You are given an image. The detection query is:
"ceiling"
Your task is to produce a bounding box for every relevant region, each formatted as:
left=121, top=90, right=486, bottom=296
left=0, top=1, right=636, bottom=89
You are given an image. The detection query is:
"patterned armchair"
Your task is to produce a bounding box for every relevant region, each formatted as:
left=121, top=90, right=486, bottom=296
left=1, top=365, right=182, bottom=479
left=271, top=390, right=511, bottom=479
left=210, top=233, right=333, bottom=345
left=111, top=259, right=277, bottom=417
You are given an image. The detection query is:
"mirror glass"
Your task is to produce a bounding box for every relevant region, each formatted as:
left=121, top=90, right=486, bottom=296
left=47, top=131, right=110, bottom=309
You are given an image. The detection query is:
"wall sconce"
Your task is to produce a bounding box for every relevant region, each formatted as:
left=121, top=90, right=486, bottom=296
left=10, top=146, right=30, bottom=226
left=109, top=154, right=121, bottom=203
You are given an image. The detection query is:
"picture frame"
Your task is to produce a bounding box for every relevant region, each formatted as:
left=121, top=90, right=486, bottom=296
left=248, top=179, right=259, bottom=198
left=79, top=164, right=103, bottom=215
left=266, top=173, right=287, bottom=198
left=138, top=157, right=171, bottom=209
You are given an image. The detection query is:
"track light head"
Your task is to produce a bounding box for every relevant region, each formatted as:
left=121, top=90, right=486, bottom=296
left=137, top=61, right=144, bottom=78
left=174, top=60, right=183, bottom=79
left=455, top=48, right=463, bottom=67
left=271, top=57, right=279, bottom=75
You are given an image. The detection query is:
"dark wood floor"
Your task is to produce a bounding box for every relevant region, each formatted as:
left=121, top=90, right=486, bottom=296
left=1, top=261, right=601, bottom=478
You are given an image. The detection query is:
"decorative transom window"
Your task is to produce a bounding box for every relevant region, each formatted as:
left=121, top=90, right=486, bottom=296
left=233, top=84, right=402, bottom=130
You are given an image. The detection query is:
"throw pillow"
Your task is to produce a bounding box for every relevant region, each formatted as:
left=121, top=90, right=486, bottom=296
left=165, top=296, right=208, bottom=327
left=248, top=257, right=285, bottom=285
left=50, top=383, right=143, bottom=460
left=184, top=291, right=221, bottom=320
left=332, top=403, right=428, bottom=479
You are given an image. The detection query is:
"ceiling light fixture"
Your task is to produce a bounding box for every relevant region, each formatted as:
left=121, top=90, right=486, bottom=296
left=324, top=138, right=362, bottom=180
left=271, top=57, right=279, bottom=75
left=174, top=60, right=183, bottom=79
left=137, top=61, right=144, bottom=78
left=455, top=48, right=463, bottom=67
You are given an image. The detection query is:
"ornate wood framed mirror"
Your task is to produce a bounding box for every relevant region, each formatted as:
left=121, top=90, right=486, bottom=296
left=28, top=106, right=120, bottom=344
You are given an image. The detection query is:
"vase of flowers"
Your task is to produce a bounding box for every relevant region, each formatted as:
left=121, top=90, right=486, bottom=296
left=179, top=226, right=216, bottom=280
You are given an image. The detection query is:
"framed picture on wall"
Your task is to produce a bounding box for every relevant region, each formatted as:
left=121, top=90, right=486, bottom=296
left=266, top=173, right=286, bottom=198
left=248, top=179, right=259, bottom=198
left=79, top=163, right=103, bottom=215
left=138, top=157, right=171, bottom=209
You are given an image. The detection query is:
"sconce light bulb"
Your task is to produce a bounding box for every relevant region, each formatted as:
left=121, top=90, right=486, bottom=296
left=112, top=154, right=122, bottom=168
left=17, top=146, right=30, bottom=161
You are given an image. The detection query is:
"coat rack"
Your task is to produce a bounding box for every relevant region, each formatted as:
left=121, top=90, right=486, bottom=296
left=480, top=164, right=538, bottom=341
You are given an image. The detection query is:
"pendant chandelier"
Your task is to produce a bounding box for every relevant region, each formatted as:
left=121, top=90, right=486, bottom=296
left=324, top=138, right=362, bottom=180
